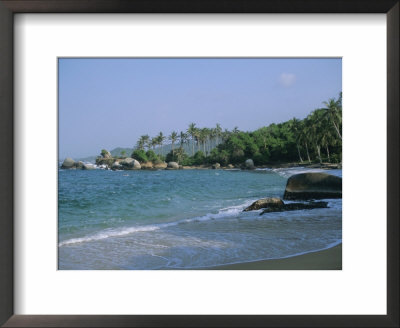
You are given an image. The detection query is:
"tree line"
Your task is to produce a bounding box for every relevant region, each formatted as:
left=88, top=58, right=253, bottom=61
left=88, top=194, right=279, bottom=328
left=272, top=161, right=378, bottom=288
left=128, top=93, right=342, bottom=166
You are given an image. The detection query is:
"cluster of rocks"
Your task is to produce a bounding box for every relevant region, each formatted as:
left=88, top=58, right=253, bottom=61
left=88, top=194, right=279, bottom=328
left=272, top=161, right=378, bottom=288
left=61, top=155, right=256, bottom=171
left=243, top=172, right=342, bottom=214
left=60, top=158, right=96, bottom=170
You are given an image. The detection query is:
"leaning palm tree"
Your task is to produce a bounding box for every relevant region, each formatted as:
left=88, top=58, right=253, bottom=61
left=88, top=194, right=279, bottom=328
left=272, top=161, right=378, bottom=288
left=187, top=123, right=197, bottom=156
left=169, top=131, right=178, bottom=156
left=322, top=97, right=342, bottom=140
left=290, top=118, right=303, bottom=163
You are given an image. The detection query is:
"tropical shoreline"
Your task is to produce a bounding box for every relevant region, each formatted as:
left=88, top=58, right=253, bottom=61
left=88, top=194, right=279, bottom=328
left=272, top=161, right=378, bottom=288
left=204, top=243, right=342, bottom=270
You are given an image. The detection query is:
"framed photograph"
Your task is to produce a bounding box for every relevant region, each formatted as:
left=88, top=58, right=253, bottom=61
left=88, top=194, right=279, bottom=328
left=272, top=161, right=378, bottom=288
left=0, top=0, right=398, bottom=327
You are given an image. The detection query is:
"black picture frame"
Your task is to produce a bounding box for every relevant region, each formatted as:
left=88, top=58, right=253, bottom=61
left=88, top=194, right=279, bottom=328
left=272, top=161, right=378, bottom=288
left=0, top=0, right=398, bottom=327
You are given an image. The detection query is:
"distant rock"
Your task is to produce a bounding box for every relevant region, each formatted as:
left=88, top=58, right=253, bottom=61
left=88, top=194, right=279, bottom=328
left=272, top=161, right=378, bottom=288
left=167, top=162, right=179, bottom=169
left=61, top=158, right=75, bottom=169
left=260, top=201, right=328, bottom=214
left=102, top=150, right=112, bottom=159
left=141, top=161, right=154, bottom=169
left=120, top=158, right=141, bottom=170
left=283, top=172, right=342, bottom=200
left=245, top=159, right=255, bottom=170
left=227, top=164, right=234, bottom=169
left=82, top=163, right=95, bottom=170
left=243, top=197, right=284, bottom=212
left=212, top=163, right=220, bottom=169
left=153, top=162, right=167, bottom=169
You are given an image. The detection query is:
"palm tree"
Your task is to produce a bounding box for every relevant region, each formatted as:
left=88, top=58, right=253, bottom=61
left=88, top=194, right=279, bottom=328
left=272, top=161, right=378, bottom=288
left=187, top=123, right=197, bottom=156
left=290, top=118, right=303, bottom=163
left=179, top=131, right=188, bottom=150
left=151, top=137, right=158, bottom=151
left=322, top=97, right=342, bottom=140
left=136, top=136, right=146, bottom=150
left=142, top=135, right=150, bottom=150
left=169, top=131, right=178, bottom=156
left=300, top=119, right=312, bottom=163
left=157, top=132, right=165, bottom=155
left=215, top=123, right=222, bottom=145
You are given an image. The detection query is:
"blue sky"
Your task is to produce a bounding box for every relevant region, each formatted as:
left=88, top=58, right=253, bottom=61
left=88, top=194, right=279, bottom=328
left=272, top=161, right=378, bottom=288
left=59, top=58, right=341, bottom=159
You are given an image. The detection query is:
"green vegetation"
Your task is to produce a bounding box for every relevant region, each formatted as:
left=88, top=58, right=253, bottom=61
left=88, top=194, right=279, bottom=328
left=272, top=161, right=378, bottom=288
left=101, top=93, right=342, bottom=167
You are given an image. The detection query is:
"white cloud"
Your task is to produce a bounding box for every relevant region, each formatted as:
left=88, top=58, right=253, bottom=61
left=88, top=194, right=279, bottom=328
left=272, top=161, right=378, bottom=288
left=279, top=73, right=296, bottom=87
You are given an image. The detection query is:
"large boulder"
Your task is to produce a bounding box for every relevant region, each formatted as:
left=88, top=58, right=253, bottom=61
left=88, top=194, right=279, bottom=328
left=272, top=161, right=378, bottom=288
left=227, top=164, right=235, bottom=169
left=120, top=158, right=141, bottom=170
left=61, top=158, right=75, bottom=169
left=167, top=162, right=179, bottom=169
left=243, top=197, right=284, bottom=212
left=283, top=173, right=342, bottom=200
left=153, top=162, right=167, bottom=169
left=212, top=163, right=221, bottom=169
left=245, top=159, right=255, bottom=170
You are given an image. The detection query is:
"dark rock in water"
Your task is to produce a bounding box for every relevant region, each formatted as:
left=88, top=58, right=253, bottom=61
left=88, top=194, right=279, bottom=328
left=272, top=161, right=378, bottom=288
left=260, top=201, right=328, bottom=215
left=61, top=157, right=75, bottom=169
left=283, top=172, right=342, bottom=200
left=243, top=197, right=284, bottom=212
left=212, top=163, right=221, bottom=169
left=74, top=161, right=84, bottom=169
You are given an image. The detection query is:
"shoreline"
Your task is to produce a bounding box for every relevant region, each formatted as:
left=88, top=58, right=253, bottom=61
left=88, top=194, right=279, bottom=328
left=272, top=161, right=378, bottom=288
left=61, top=162, right=341, bottom=171
left=204, top=243, right=342, bottom=270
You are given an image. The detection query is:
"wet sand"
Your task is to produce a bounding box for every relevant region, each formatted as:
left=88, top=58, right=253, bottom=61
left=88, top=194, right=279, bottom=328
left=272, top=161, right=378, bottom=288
left=207, top=244, right=342, bottom=270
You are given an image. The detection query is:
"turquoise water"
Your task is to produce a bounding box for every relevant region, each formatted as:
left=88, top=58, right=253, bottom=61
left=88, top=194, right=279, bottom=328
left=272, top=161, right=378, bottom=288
left=58, top=167, right=342, bottom=269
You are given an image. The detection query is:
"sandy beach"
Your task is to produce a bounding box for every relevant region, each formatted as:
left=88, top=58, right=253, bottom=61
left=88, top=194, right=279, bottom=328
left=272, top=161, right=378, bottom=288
left=207, top=244, right=342, bottom=270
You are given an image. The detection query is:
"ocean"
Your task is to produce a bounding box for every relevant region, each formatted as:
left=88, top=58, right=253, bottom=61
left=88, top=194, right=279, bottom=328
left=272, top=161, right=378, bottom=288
left=58, top=167, right=342, bottom=269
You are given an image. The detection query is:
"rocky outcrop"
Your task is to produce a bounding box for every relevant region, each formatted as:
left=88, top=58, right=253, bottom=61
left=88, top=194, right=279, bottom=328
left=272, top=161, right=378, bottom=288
left=283, top=172, right=342, bottom=200
left=96, top=157, right=115, bottom=167
left=243, top=197, right=284, bottom=211
left=212, top=163, right=221, bottom=169
left=153, top=162, right=167, bottom=169
left=141, top=161, right=154, bottom=169
left=260, top=201, right=328, bottom=214
left=61, top=158, right=75, bottom=169
left=245, top=159, right=255, bottom=170
left=120, top=158, right=141, bottom=170
left=227, top=164, right=234, bottom=169
left=167, top=162, right=179, bottom=169
left=102, top=150, right=112, bottom=159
